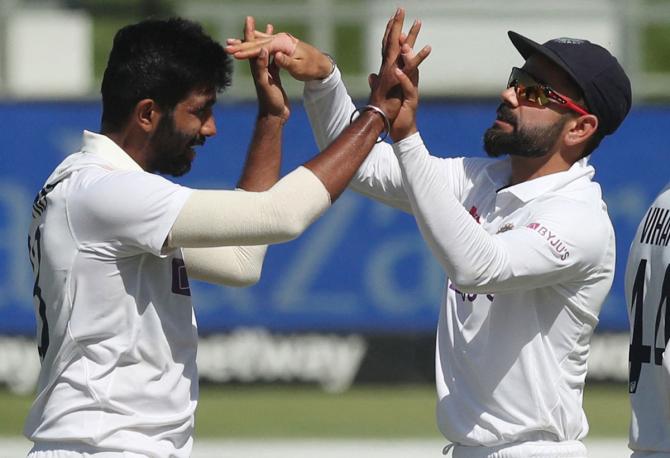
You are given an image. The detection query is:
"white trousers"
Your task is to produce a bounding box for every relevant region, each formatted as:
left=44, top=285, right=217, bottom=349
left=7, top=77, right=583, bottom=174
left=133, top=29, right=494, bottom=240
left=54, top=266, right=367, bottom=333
left=28, top=442, right=148, bottom=458
left=448, top=440, right=587, bottom=458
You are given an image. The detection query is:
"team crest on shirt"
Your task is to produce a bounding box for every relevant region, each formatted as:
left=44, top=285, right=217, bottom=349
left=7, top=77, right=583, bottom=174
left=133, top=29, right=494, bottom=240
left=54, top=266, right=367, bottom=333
left=171, top=258, right=191, bottom=296
left=496, top=223, right=514, bottom=234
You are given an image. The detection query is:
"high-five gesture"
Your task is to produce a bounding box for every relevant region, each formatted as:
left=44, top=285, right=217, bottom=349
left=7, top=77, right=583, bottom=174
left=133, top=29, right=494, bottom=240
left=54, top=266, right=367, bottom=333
left=226, top=8, right=431, bottom=142
left=365, top=8, right=407, bottom=123
left=366, top=8, right=431, bottom=137
left=390, top=20, right=432, bottom=141
left=226, top=27, right=333, bottom=81
left=243, top=17, right=290, bottom=122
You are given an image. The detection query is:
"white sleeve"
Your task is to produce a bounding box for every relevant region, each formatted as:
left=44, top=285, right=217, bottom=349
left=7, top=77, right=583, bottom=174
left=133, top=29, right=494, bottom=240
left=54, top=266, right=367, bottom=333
left=393, top=133, right=611, bottom=294
left=182, top=245, right=267, bottom=287
left=303, top=67, right=411, bottom=212
left=68, top=169, right=192, bottom=257
left=168, top=166, right=331, bottom=248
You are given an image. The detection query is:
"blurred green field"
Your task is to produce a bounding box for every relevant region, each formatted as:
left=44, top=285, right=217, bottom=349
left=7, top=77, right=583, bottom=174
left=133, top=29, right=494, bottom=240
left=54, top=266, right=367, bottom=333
left=0, top=382, right=628, bottom=439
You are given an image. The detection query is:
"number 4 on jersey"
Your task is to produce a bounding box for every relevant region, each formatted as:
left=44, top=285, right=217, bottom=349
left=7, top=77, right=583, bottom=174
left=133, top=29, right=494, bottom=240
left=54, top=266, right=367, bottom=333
left=629, top=258, right=670, bottom=393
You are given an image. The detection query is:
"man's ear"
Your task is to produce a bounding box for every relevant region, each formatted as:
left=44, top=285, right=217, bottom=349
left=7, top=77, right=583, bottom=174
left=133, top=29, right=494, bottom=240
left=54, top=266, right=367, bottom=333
left=565, top=114, right=598, bottom=149
left=133, top=99, right=162, bottom=133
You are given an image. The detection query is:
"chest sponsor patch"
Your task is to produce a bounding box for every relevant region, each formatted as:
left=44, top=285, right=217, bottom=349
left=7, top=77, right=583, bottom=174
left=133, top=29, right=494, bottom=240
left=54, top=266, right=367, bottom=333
left=171, top=258, right=191, bottom=296
left=527, top=222, right=570, bottom=260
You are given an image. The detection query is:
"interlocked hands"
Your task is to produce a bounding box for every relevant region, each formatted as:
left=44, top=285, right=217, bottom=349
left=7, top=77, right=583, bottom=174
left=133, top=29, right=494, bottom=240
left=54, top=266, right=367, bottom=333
left=225, top=8, right=431, bottom=141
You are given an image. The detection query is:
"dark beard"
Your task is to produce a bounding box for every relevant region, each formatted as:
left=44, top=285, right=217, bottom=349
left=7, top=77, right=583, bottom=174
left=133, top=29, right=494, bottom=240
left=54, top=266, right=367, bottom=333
left=483, top=105, right=567, bottom=158
left=148, top=112, right=204, bottom=177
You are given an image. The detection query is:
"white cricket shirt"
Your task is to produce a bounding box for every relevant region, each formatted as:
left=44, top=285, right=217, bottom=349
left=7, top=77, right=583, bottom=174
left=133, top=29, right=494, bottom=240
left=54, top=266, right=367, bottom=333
left=25, top=131, right=196, bottom=456
left=305, top=70, right=615, bottom=452
left=626, top=182, right=670, bottom=457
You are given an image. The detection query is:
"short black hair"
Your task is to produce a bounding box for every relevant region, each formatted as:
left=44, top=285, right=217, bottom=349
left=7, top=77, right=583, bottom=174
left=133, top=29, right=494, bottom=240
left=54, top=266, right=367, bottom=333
left=100, top=17, right=232, bottom=132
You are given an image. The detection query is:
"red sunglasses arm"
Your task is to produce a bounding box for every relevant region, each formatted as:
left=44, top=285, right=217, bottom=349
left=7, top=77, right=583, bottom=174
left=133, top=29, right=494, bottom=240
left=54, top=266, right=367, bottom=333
left=562, top=98, right=590, bottom=116
left=546, top=87, right=591, bottom=116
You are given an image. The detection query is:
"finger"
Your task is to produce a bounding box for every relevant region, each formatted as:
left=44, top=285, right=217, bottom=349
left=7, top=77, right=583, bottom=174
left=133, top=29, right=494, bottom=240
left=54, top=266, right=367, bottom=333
left=254, top=30, right=273, bottom=39
left=268, top=58, right=282, bottom=83
left=368, top=73, right=378, bottom=89
left=230, top=47, right=264, bottom=60
left=274, top=51, right=291, bottom=70
left=405, top=20, right=421, bottom=48
left=398, top=43, right=415, bottom=70
left=395, top=67, right=417, bottom=99
left=385, top=8, right=405, bottom=60
left=226, top=38, right=242, bottom=46
left=254, top=47, right=270, bottom=83
left=408, top=44, right=432, bottom=70
left=226, top=37, right=274, bottom=58
left=266, top=23, right=274, bottom=34
left=381, top=15, right=393, bottom=51
left=244, top=16, right=255, bottom=42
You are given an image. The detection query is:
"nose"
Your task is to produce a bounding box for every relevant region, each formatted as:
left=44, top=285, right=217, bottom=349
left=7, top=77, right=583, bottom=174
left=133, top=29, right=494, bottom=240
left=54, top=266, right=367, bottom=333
left=201, top=114, right=217, bottom=137
left=501, top=86, right=519, bottom=108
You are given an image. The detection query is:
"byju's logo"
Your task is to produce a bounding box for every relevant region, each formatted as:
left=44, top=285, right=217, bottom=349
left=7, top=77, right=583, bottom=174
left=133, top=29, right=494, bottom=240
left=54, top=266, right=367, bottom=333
left=526, top=222, right=570, bottom=260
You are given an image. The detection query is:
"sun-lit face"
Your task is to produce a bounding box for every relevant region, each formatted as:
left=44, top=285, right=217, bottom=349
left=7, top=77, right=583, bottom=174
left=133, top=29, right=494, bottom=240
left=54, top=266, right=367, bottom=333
left=148, top=88, right=217, bottom=177
left=484, top=54, right=583, bottom=159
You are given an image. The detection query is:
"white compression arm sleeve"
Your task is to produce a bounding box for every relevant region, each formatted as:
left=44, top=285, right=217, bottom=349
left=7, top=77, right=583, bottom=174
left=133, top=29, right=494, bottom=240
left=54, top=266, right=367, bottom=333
left=168, top=166, right=330, bottom=286
left=182, top=245, right=267, bottom=287
left=168, top=166, right=331, bottom=247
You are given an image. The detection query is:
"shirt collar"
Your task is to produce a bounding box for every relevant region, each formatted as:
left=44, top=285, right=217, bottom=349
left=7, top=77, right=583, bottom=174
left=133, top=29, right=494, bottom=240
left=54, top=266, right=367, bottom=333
left=497, top=157, right=595, bottom=203
left=80, top=130, right=144, bottom=172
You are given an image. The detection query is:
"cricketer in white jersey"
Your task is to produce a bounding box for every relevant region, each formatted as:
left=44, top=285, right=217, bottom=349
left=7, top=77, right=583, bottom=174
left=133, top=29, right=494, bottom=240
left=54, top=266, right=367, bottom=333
left=225, top=16, right=632, bottom=457
left=626, top=183, right=670, bottom=458
left=304, top=66, right=612, bottom=458
left=26, top=132, right=197, bottom=456
left=25, top=13, right=419, bottom=457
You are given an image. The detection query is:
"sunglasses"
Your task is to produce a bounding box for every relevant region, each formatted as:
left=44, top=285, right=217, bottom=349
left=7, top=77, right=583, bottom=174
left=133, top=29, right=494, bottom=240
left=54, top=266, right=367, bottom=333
left=507, top=67, right=591, bottom=116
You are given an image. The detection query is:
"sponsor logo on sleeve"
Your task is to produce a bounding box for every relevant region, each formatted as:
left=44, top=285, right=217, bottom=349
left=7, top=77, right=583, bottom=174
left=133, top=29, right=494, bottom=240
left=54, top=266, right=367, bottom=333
left=526, top=222, right=570, bottom=260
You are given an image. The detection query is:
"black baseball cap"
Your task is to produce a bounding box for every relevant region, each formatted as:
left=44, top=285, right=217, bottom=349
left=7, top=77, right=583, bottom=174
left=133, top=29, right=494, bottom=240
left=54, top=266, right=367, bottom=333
left=508, top=31, right=631, bottom=136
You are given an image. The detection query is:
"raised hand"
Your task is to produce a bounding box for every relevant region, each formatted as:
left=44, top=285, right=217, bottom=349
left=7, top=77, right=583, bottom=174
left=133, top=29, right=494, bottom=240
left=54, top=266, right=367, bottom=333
left=366, top=8, right=408, bottom=125
left=367, top=14, right=431, bottom=141
left=225, top=26, right=333, bottom=81
left=226, top=28, right=298, bottom=58
left=243, top=17, right=290, bottom=121
left=392, top=20, right=432, bottom=141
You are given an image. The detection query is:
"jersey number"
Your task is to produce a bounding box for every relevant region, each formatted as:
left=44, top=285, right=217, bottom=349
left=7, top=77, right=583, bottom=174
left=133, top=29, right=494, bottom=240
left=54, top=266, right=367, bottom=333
left=28, top=227, right=49, bottom=360
left=629, top=258, right=670, bottom=393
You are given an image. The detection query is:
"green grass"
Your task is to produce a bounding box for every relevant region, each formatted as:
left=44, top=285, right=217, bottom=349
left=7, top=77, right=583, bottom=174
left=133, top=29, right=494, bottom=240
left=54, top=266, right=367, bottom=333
left=583, top=382, right=630, bottom=438
left=0, top=390, right=32, bottom=437
left=196, top=384, right=440, bottom=438
left=0, top=382, right=628, bottom=439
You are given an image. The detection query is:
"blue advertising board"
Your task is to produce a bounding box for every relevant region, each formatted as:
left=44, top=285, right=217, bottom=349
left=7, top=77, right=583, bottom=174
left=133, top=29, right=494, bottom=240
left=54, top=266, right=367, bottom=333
left=1, top=100, right=666, bottom=335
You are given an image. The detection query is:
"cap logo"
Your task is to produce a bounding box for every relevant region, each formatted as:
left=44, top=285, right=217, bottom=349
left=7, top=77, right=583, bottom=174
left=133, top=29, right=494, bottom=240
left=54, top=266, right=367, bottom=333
left=552, top=37, right=586, bottom=45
